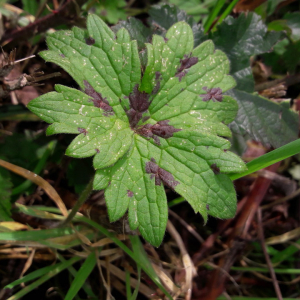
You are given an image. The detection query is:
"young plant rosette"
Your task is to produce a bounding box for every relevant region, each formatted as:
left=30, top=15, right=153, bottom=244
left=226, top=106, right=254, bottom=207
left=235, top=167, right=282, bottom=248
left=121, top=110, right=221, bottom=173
left=27, top=14, right=247, bottom=246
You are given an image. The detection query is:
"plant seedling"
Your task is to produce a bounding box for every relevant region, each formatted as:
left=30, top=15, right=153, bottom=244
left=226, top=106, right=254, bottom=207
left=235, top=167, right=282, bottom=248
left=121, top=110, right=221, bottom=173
left=27, top=14, right=247, bottom=246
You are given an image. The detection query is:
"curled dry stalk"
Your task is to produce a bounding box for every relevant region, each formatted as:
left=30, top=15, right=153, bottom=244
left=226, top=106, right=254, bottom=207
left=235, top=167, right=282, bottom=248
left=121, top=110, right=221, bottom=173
left=0, top=49, right=60, bottom=99
left=0, top=0, right=89, bottom=46
left=167, top=220, right=196, bottom=300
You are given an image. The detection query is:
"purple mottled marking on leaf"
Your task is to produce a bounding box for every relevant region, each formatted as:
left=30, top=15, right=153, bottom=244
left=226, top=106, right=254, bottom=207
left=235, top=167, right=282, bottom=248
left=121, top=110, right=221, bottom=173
left=85, top=37, right=95, bottom=45
left=152, top=71, right=162, bottom=95
left=137, top=120, right=181, bottom=145
left=164, top=37, right=169, bottom=42
left=201, top=87, right=223, bottom=102
left=84, top=80, right=113, bottom=113
left=145, top=159, right=179, bottom=188
left=129, top=85, right=150, bottom=111
left=174, top=54, right=198, bottom=81
left=137, top=123, right=152, bottom=139
left=152, top=120, right=181, bottom=138
left=153, top=136, right=161, bottom=145
left=127, top=190, right=134, bottom=197
left=177, top=54, right=198, bottom=74
left=78, top=127, right=88, bottom=135
left=175, top=70, right=187, bottom=82
left=95, top=148, right=100, bottom=153
left=103, top=111, right=114, bottom=117
left=59, top=53, right=65, bottom=58
left=126, top=84, right=151, bottom=128
left=155, top=71, right=161, bottom=81
left=206, top=204, right=210, bottom=210
left=223, top=149, right=228, bottom=152
left=211, top=163, right=220, bottom=175
left=142, top=116, right=150, bottom=123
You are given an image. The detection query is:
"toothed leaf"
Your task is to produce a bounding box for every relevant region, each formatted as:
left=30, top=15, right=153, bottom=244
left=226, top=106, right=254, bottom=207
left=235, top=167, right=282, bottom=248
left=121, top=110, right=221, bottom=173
left=27, top=15, right=246, bottom=247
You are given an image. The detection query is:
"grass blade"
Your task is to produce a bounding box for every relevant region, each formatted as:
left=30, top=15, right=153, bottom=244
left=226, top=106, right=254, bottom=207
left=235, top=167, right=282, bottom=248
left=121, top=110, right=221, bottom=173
left=230, top=266, right=300, bottom=274
left=217, top=297, right=296, bottom=300
left=204, top=0, right=226, bottom=33
left=76, top=216, right=173, bottom=300
left=213, top=0, right=240, bottom=28
left=6, top=256, right=82, bottom=300
left=64, top=252, right=97, bottom=300
left=5, top=264, right=62, bottom=289
left=271, top=238, right=300, bottom=264
left=130, top=266, right=141, bottom=300
left=58, top=254, right=98, bottom=299
left=15, top=203, right=64, bottom=220
left=230, top=138, right=300, bottom=180
left=130, top=235, right=158, bottom=281
left=125, top=269, right=132, bottom=299
left=0, top=226, right=75, bottom=241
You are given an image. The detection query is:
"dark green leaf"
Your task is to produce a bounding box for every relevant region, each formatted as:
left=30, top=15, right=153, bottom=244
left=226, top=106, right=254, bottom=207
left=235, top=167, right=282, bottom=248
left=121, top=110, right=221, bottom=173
left=112, top=18, right=152, bottom=51
left=228, top=89, right=299, bottom=148
left=210, top=13, right=284, bottom=92
left=148, top=4, right=206, bottom=47
left=283, top=12, right=300, bottom=42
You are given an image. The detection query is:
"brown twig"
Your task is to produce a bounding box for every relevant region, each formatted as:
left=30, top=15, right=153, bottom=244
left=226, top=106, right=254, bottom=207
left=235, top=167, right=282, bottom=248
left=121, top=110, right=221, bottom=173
left=199, top=162, right=281, bottom=300
left=169, top=209, right=204, bottom=243
left=255, top=74, right=300, bottom=92
left=232, top=162, right=281, bottom=239
left=193, top=194, right=249, bottom=265
left=261, top=187, right=300, bottom=210
left=0, top=71, right=61, bottom=98
left=257, top=208, right=283, bottom=300
left=167, top=220, right=196, bottom=300
left=1, top=0, right=88, bottom=46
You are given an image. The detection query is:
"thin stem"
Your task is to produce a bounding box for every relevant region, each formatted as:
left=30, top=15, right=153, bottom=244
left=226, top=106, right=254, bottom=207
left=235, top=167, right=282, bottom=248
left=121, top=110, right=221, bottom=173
left=257, top=209, right=283, bottom=300
left=59, top=176, right=94, bottom=227
left=14, top=55, right=35, bottom=64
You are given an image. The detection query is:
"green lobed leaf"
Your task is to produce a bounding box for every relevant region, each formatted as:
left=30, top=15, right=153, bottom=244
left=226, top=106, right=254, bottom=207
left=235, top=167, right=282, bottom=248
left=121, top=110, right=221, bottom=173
left=126, top=8, right=296, bottom=149
left=27, top=15, right=246, bottom=246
